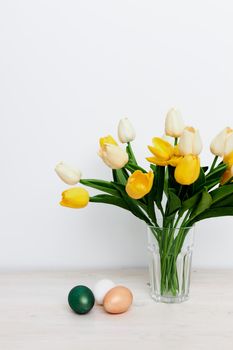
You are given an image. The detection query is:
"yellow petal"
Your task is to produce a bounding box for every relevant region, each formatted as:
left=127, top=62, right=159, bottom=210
left=126, top=170, right=154, bottom=199
left=168, top=155, right=183, bottom=167
left=60, top=187, right=89, bottom=208
left=175, top=155, right=200, bottom=185
left=224, top=150, right=233, bottom=167
left=150, top=137, right=174, bottom=160
left=146, top=156, right=168, bottom=166
left=99, top=135, right=118, bottom=148
left=220, top=166, right=233, bottom=184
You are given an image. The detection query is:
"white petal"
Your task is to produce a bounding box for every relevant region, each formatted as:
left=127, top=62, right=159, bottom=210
left=224, top=133, right=233, bottom=155
left=210, top=128, right=229, bottom=156
left=55, top=162, right=81, bottom=185
left=178, top=129, right=193, bottom=155
left=165, top=108, right=185, bottom=137
left=118, top=117, right=136, bottom=143
left=192, top=129, right=203, bottom=155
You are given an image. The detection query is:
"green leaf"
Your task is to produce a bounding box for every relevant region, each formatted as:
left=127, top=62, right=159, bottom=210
left=202, top=166, right=209, bottom=173
left=153, top=165, right=165, bottom=209
left=113, top=169, right=128, bottom=185
left=210, top=184, right=233, bottom=204
left=80, top=179, right=120, bottom=197
left=187, top=207, right=233, bottom=226
left=191, top=167, right=206, bottom=194
left=189, top=189, right=212, bottom=221
left=181, top=191, right=202, bottom=211
left=206, top=162, right=227, bottom=182
left=167, top=165, right=180, bottom=192
left=126, top=162, right=147, bottom=173
left=211, top=195, right=233, bottom=208
left=146, top=164, right=160, bottom=223
left=90, top=194, right=129, bottom=210
left=165, top=188, right=181, bottom=216
left=111, top=183, right=152, bottom=225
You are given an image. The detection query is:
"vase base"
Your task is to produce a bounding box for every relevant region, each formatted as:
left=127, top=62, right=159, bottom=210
left=150, top=292, right=189, bottom=303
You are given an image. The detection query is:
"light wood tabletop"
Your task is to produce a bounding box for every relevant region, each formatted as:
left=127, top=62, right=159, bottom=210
left=0, top=269, right=233, bottom=350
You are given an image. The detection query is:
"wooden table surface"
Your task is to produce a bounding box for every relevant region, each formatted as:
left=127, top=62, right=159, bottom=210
left=0, top=269, right=233, bottom=350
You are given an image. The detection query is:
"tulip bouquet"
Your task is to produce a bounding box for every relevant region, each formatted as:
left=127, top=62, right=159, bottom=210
left=55, top=110, right=233, bottom=301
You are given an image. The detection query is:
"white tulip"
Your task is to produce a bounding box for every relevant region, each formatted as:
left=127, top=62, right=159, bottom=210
left=118, top=117, right=136, bottom=143
left=55, top=162, right=81, bottom=185
left=179, top=127, right=202, bottom=156
left=165, top=108, right=185, bottom=138
left=210, top=127, right=233, bottom=157
left=99, top=144, right=129, bottom=169
left=224, top=132, right=233, bottom=156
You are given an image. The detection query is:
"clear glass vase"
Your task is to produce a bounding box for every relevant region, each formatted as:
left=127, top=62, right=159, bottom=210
left=147, top=225, right=195, bottom=303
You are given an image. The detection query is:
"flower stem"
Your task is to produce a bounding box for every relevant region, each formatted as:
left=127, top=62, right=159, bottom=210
left=209, top=155, right=218, bottom=172
left=127, top=142, right=138, bottom=164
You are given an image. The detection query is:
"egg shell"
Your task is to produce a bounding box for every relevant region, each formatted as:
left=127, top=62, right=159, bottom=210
left=103, top=286, right=133, bottom=314
left=93, top=279, right=115, bottom=305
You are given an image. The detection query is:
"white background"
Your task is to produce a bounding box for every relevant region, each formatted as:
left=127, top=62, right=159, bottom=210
left=0, top=0, right=233, bottom=270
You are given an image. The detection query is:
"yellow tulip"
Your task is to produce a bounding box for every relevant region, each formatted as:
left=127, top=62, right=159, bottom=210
left=174, top=155, right=200, bottom=185
left=224, top=133, right=233, bottom=156
left=224, top=150, right=233, bottom=167
left=60, top=187, right=89, bottom=208
left=221, top=165, right=233, bottom=184
left=99, top=135, right=118, bottom=147
left=146, top=137, right=182, bottom=166
left=99, top=135, right=129, bottom=169
left=126, top=170, right=154, bottom=199
left=221, top=150, right=233, bottom=184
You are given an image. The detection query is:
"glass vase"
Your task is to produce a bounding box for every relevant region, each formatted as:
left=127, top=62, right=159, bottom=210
left=147, top=225, right=195, bottom=303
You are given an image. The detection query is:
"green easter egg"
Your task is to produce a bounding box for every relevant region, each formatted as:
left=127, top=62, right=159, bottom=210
left=68, top=285, right=95, bottom=314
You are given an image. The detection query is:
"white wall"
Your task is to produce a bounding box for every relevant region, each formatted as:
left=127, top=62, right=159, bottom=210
left=0, top=0, right=233, bottom=270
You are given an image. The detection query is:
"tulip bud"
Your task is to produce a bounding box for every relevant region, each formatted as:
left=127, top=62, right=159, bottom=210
left=224, top=150, right=233, bottom=167
left=224, top=133, right=233, bottom=156
left=175, top=155, right=200, bottom=185
left=126, top=170, right=154, bottom=199
left=221, top=165, right=233, bottom=185
left=55, top=162, right=82, bottom=185
left=60, top=187, right=89, bottom=208
left=210, top=127, right=233, bottom=157
left=118, top=117, right=136, bottom=143
left=99, top=136, right=129, bottom=169
left=178, top=127, right=202, bottom=156
left=165, top=108, right=185, bottom=138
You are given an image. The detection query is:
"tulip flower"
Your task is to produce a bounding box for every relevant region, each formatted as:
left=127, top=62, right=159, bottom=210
left=175, top=155, right=200, bottom=185
left=60, top=187, right=89, bottom=208
left=118, top=117, right=136, bottom=143
left=221, top=165, right=233, bottom=184
left=126, top=170, right=154, bottom=199
left=146, top=137, right=182, bottom=166
left=98, top=135, right=129, bottom=169
left=221, top=150, right=233, bottom=184
left=210, top=127, right=233, bottom=157
left=224, top=150, right=233, bottom=167
left=224, top=133, right=233, bottom=156
left=55, top=162, right=82, bottom=185
left=178, top=127, right=202, bottom=156
left=165, top=108, right=185, bottom=138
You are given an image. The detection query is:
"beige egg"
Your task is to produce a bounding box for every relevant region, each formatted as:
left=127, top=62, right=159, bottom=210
left=103, top=286, right=133, bottom=314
